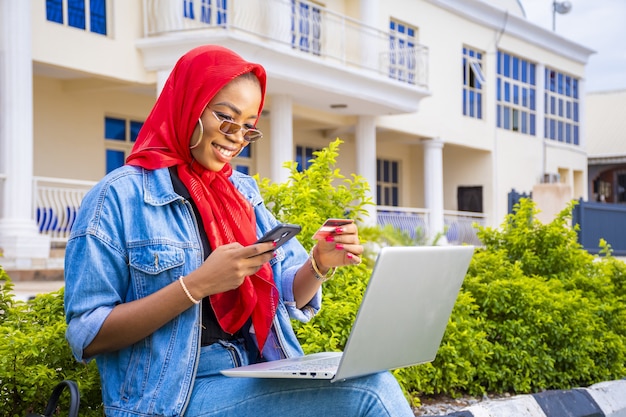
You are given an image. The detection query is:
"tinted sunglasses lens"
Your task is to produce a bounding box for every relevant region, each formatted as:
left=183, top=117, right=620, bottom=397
left=219, top=120, right=241, bottom=135
left=244, top=130, right=263, bottom=142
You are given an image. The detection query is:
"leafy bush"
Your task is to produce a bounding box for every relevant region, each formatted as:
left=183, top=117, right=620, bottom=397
left=397, top=199, right=626, bottom=399
left=0, top=270, right=103, bottom=417
left=257, top=139, right=378, bottom=352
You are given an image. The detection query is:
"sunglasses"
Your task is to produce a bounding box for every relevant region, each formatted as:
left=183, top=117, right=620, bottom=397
left=212, top=111, right=263, bottom=143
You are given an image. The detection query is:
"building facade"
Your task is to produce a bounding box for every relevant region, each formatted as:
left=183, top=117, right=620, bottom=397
left=586, top=89, right=626, bottom=203
left=0, top=0, right=593, bottom=270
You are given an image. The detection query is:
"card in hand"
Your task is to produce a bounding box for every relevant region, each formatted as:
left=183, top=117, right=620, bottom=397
left=312, top=219, right=354, bottom=240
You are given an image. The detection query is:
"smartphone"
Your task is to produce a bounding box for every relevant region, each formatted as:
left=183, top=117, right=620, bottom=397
left=255, top=223, right=302, bottom=253
left=312, top=218, right=354, bottom=240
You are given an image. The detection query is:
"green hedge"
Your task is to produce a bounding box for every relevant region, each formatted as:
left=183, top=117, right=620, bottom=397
left=0, top=277, right=102, bottom=417
left=2, top=140, right=625, bottom=414
left=394, top=199, right=626, bottom=400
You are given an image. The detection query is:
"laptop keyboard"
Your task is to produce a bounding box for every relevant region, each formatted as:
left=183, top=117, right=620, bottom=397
left=269, top=356, right=341, bottom=372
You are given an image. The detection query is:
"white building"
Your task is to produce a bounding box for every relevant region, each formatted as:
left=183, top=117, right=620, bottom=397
left=0, top=0, right=593, bottom=271
left=586, top=89, right=626, bottom=203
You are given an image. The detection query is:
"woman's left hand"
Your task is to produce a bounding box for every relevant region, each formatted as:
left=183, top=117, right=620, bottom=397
left=313, top=221, right=363, bottom=270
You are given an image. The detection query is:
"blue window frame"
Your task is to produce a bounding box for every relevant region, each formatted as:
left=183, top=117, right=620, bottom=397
left=291, top=0, right=321, bottom=55
left=195, top=0, right=228, bottom=26
left=296, top=145, right=319, bottom=172
left=90, top=0, right=107, bottom=34
left=184, top=0, right=195, bottom=19
left=234, top=145, right=252, bottom=174
left=463, top=46, right=485, bottom=119
left=106, top=149, right=125, bottom=174
left=377, top=159, right=400, bottom=206
left=45, top=0, right=107, bottom=35
left=105, top=116, right=143, bottom=174
left=496, top=51, right=536, bottom=135
left=46, top=0, right=64, bottom=23
left=544, top=68, right=579, bottom=145
left=68, top=0, right=86, bottom=29
left=389, top=19, right=417, bottom=85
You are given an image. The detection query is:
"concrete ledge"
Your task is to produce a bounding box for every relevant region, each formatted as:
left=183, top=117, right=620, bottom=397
left=586, top=380, right=626, bottom=417
left=422, top=379, right=626, bottom=417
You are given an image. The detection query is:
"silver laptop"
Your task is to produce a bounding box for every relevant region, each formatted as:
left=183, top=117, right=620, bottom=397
left=221, top=245, right=474, bottom=382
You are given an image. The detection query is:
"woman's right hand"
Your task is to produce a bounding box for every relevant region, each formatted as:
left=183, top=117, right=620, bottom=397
left=185, top=241, right=276, bottom=297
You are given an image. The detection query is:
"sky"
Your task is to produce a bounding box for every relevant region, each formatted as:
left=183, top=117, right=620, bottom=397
left=520, top=0, right=626, bottom=92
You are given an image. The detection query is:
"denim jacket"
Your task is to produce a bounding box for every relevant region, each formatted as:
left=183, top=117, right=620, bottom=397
left=64, top=166, right=321, bottom=417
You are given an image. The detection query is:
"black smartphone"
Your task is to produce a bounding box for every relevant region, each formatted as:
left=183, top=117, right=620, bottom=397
left=255, top=223, right=302, bottom=253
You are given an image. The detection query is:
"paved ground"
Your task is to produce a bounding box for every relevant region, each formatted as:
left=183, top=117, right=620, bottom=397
left=8, top=279, right=65, bottom=302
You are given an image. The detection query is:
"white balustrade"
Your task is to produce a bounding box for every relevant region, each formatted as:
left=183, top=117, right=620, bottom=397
left=32, top=177, right=96, bottom=244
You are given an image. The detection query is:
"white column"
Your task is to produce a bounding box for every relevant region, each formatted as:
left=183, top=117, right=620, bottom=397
left=422, top=138, right=446, bottom=244
left=359, top=0, right=379, bottom=71
left=269, top=95, right=293, bottom=184
left=0, top=0, right=50, bottom=263
left=355, top=116, right=377, bottom=225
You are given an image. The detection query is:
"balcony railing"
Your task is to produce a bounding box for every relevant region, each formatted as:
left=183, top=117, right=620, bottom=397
left=143, top=0, right=428, bottom=88
left=443, top=210, right=485, bottom=246
left=377, top=206, right=484, bottom=246
left=33, top=177, right=96, bottom=245
left=377, top=206, right=430, bottom=241
left=29, top=177, right=482, bottom=247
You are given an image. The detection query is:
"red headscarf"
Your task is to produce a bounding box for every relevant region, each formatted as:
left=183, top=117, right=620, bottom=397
left=126, top=45, right=277, bottom=353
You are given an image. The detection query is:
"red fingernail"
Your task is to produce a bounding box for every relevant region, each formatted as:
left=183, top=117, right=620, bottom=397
left=325, top=235, right=335, bottom=242
left=272, top=241, right=277, bottom=247
left=335, top=243, right=344, bottom=250
left=347, top=252, right=353, bottom=259
left=335, top=227, right=343, bottom=233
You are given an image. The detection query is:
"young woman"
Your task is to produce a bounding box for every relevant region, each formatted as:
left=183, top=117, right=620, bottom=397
left=64, top=44, right=414, bottom=417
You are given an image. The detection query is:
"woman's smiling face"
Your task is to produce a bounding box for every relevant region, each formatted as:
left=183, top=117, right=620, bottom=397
left=191, top=75, right=263, bottom=172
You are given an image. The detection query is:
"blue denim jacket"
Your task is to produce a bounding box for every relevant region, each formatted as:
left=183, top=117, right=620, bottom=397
left=64, top=166, right=321, bottom=417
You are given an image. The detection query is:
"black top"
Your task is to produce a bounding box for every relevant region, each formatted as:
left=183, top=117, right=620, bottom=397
left=168, top=167, right=241, bottom=346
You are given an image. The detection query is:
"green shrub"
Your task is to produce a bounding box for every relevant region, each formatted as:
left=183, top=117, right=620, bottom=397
left=257, top=139, right=377, bottom=352
left=0, top=270, right=103, bottom=417
left=398, top=198, right=626, bottom=398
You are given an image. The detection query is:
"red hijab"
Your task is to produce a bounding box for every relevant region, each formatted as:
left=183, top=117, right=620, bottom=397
left=126, top=45, right=277, bottom=353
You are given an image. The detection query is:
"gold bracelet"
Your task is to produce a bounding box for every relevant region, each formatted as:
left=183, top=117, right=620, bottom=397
left=179, top=276, right=201, bottom=304
left=309, top=246, right=336, bottom=282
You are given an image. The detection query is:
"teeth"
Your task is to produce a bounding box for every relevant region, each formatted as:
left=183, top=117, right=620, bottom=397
left=215, top=144, right=235, bottom=157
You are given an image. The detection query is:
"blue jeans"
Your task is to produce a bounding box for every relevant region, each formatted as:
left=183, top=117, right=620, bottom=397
left=184, top=339, right=414, bottom=417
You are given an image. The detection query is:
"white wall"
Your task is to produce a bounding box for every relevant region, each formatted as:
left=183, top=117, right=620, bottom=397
left=33, top=76, right=155, bottom=181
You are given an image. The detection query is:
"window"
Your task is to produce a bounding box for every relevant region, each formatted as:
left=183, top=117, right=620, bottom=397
left=234, top=146, right=253, bottom=175
left=377, top=159, right=399, bottom=206
left=496, top=51, right=536, bottom=135
left=188, top=0, right=227, bottom=25
left=291, top=0, right=322, bottom=55
left=46, top=0, right=107, bottom=35
left=105, top=116, right=143, bottom=174
left=389, top=19, right=417, bottom=85
left=463, top=47, right=485, bottom=119
left=296, top=145, right=320, bottom=172
left=617, top=173, right=626, bottom=203
left=457, top=186, right=483, bottom=213
left=544, top=68, right=579, bottom=145
left=183, top=0, right=195, bottom=19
